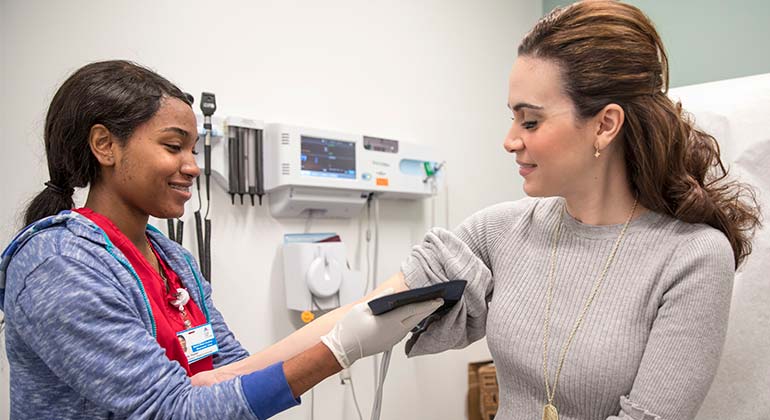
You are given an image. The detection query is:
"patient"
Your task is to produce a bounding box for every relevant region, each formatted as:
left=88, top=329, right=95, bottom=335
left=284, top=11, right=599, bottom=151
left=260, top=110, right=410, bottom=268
left=196, top=2, right=760, bottom=419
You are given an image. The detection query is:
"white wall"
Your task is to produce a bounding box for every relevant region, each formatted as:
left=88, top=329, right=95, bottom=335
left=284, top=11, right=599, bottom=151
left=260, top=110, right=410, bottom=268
left=0, top=1, right=541, bottom=419
left=669, top=74, right=770, bottom=420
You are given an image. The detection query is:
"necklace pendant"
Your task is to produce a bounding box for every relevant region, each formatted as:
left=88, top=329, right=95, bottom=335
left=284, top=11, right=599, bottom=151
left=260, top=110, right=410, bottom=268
left=170, top=288, right=190, bottom=310
left=543, top=403, right=559, bottom=420
left=184, top=319, right=192, bottom=328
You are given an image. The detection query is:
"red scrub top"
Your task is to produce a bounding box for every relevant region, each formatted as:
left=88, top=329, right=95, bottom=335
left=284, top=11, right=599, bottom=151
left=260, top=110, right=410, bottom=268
left=75, top=208, right=214, bottom=376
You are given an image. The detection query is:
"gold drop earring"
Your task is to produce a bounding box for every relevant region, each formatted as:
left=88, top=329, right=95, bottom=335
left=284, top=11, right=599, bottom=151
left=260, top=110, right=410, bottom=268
left=594, top=146, right=601, bottom=158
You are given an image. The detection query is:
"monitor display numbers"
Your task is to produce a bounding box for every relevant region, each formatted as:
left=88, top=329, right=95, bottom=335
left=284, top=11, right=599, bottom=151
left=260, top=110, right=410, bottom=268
left=300, top=136, right=356, bottom=179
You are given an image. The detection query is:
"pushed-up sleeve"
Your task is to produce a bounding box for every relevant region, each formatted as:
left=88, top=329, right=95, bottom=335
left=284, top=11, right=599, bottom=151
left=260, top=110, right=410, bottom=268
left=606, top=228, right=735, bottom=420
left=10, top=255, right=297, bottom=419
left=401, top=226, right=494, bottom=356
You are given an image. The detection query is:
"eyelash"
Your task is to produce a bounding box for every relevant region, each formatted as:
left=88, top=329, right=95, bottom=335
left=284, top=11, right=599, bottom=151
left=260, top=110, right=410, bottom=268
left=510, top=117, right=538, bottom=130
left=166, top=144, right=199, bottom=155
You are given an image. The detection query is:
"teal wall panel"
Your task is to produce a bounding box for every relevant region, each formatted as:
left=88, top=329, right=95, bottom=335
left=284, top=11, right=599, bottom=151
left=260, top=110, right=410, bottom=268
left=540, top=1, right=770, bottom=87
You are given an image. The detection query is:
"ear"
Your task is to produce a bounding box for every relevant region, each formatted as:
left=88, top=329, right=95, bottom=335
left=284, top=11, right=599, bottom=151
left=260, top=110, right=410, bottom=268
left=593, top=103, right=624, bottom=152
left=88, top=124, right=117, bottom=166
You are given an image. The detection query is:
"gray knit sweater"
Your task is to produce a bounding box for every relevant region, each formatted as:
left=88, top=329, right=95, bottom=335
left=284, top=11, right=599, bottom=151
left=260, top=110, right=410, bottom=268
left=402, top=197, right=734, bottom=420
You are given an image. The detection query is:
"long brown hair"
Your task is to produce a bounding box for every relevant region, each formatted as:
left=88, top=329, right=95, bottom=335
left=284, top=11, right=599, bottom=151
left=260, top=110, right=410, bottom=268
left=519, top=1, right=761, bottom=268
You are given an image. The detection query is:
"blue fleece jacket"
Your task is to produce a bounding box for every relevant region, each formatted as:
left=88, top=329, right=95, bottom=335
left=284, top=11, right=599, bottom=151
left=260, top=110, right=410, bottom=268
left=0, top=211, right=299, bottom=419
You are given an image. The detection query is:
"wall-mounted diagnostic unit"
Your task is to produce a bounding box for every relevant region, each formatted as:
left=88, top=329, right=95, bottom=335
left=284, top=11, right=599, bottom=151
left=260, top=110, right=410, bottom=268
left=263, top=124, right=444, bottom=218
left=196, top=117, right=444, bottom=218
left=195, top=115, right=265, bottom=206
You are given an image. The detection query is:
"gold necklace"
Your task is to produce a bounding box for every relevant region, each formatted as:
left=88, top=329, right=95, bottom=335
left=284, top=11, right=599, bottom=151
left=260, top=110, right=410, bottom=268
left=542, top=198, right=638, bottom=420
left=146, top=238, right=170, bottom=293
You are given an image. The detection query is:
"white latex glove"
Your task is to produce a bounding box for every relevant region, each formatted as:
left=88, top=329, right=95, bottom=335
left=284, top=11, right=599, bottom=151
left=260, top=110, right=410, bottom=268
left=321, top=289, right=443, bottom=369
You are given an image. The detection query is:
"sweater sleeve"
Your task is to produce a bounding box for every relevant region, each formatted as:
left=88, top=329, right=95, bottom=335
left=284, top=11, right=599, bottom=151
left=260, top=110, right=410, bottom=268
left=400, top=201, right=528, bottom=356
left=11, top=255, right=297, bottom=419
left=607, top=228, right=735, bottom=420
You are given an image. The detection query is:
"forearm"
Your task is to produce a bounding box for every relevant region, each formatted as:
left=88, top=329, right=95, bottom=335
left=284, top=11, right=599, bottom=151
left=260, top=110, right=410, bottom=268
left=284, top=342, right=342, bottom=398
left=194, top=272, right=408, bottom=384
left=239, top=272, right=406, bottom=369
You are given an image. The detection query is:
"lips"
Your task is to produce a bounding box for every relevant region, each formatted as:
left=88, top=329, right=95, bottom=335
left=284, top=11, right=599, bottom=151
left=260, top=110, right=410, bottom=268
left=169, top=182, right=192, bottom=193
left=516, top=161, right=537, bottom=177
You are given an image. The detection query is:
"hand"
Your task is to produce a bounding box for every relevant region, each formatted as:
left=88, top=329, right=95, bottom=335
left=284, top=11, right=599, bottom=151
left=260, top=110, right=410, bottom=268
left=190, top=368, right=238, bottom=387
left=320, top=289, right=443, bottom=369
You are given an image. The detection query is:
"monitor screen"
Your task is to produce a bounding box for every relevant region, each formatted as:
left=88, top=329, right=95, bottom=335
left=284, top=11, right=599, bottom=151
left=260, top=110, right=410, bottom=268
left=300, top=136, right=356, bottom=179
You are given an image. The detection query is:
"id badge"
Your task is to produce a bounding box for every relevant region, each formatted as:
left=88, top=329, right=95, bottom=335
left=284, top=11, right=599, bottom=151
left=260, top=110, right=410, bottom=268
left=176, top=323, right=219, bottom=363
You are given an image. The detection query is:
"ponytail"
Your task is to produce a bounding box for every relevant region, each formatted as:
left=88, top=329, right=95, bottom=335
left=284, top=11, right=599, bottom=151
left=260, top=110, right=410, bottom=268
left=622, top=93, right=761, bottom=268
left=24, top=183, right=75, bottom=226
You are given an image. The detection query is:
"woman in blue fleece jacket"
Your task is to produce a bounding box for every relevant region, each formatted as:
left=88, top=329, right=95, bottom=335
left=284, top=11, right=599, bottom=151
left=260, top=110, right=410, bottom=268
left=0, top=60, right=439, bottom=419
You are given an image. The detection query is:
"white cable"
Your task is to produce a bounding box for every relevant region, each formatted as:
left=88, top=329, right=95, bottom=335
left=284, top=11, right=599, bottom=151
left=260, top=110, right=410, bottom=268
left=371, top=195, right=381, bottom=390
left=341, top=369, right=365, bottom=420
left=310, top=387, right=315, bottom=420
left=372, top=349, right=379, bottom=392
left=355, top=204, right=366, bottom=272
left=342, top=205, right=366, bottom=416
left=373, top=196, right=380, bottom=289
left=364, top=198, right=372, bottom=293
left=304, top=209, right=314, bottom=233
left=311, top=295, right=323, bottom=313
left=362, top=197, right=378, bottom=389
left=370, top=348, right=392, bottom=420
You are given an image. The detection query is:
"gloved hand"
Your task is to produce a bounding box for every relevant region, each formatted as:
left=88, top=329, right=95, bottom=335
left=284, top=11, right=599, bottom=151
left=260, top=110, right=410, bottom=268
left=321, top=289, right=443, bottom=369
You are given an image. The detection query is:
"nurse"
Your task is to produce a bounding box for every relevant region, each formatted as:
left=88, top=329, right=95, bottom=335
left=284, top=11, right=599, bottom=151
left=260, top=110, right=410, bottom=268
left=0, top=60, right=440, bottom=419
left=197, top=2, right=761, bottom=419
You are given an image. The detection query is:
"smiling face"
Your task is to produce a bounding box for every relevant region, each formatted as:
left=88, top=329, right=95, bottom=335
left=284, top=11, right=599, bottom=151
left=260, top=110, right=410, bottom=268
left=504, top=56, right=600, bottom=198
left=109, top=97, right=200, bottom=219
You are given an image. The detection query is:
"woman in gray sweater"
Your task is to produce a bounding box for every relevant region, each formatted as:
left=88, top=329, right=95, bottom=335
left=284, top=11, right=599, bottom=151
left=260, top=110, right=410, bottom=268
left=198, top=2, right=761, bottom=419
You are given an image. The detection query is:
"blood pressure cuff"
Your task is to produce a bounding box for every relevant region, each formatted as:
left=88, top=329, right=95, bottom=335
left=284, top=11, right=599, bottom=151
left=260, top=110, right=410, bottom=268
left=399, top=227, right=494, bottom=357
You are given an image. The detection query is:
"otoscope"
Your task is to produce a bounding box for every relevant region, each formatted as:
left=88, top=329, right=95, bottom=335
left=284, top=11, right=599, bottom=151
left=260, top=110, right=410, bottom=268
left=197, top=92, right=216, bottom=283
left=201, top=92, right=216, bottom=187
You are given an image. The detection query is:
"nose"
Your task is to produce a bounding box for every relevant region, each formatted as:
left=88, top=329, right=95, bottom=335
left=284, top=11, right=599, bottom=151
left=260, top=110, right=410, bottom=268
left=182, top=153, right=201, bottom=179
left=503, top=126, right=525, bottom=153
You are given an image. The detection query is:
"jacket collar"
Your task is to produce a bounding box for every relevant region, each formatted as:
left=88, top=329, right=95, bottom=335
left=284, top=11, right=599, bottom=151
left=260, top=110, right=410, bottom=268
left=1, top=211, right=201, bottom=314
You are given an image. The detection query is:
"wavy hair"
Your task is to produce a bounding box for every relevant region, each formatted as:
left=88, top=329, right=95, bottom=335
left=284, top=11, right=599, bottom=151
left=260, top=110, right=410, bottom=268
left=519, top=1, right=761, bottom=267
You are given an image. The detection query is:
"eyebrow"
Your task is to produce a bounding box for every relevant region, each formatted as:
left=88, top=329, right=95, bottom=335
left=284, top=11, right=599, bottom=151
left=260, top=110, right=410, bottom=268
left=162, top=126, right=198, bottom=141
left=508, top=102, right=544, bottom=111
